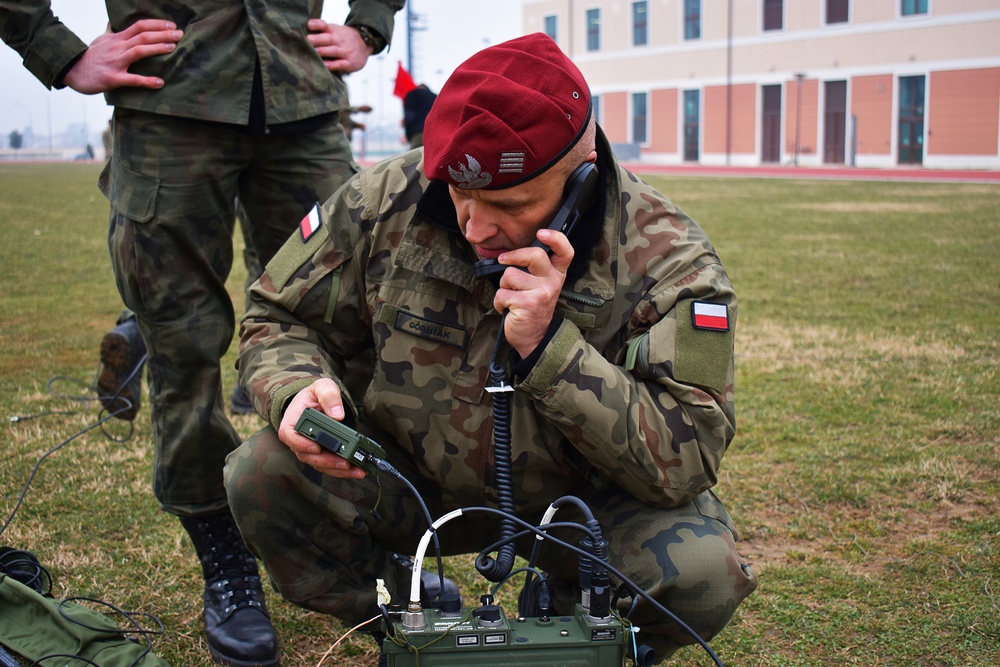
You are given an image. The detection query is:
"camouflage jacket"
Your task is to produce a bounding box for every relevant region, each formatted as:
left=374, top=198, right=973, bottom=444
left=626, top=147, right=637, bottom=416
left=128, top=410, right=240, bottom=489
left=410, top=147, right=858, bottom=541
left=240, top=130, right=737, bottom=511
left=0, top=0, right=402, bottom=125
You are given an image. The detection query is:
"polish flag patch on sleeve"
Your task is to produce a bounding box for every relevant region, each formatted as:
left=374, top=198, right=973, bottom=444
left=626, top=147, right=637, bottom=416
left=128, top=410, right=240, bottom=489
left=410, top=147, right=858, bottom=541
left=691, top=301, right=730, bottom=332
left=299, top=203, right=322, bottom=241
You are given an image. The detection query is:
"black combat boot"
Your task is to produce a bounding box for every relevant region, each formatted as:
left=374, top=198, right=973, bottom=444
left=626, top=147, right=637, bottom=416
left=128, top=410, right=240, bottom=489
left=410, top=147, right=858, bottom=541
left=96, top=315, right=146, bottom=421
left=180, top=512, right=280, bottom=667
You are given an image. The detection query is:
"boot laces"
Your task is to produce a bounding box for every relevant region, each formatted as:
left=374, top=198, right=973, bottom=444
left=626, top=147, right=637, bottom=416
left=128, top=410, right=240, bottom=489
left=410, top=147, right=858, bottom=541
left=200, top=515, right=266, bottom=615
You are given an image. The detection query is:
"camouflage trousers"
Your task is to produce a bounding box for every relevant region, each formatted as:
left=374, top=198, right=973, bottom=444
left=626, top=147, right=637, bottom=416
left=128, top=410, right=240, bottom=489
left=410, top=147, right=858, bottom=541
left=101, top=108, right=359, bottom=516
left=225, top=426, right=758, bottom=661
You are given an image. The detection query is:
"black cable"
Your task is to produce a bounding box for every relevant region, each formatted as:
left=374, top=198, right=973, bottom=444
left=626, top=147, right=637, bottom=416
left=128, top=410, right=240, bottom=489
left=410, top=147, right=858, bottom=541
left=485, top=565, right=554, bottom=618
left=45, top=373, right=103, bottom=404
left=58, top=596, right=165, bottom=633
left=0, top=548, right=52, bottom=596
left=476, top=312, right=518, bottom=583
left=1, top=412, right=126, bottom=540
left=521, top=495, right=605, bottom=619
left=8, top=410, right=79, bottom=423
left=477, top=521, right=600, bottom=559
left=374, top=459, right=447, bottom=603
left=9, top=371, right=139, bottom=439
left=487, top=565, right=550, bottom=599
left=613, top=582, right=643, bottom=619
left=59, top=596, right=165, bottom=651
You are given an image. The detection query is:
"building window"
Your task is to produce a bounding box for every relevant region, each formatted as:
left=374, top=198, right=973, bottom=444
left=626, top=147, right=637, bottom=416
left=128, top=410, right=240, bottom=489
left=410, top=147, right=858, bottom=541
left=763, top=0, right=783, bottom=31
left=544, top=14, right=557, bottom=41
left=632, top=92, right=648, bottom=144
left=684, top=0, right=701, bottom=40
left=826, top=0, right=849, bottom=24
left=823, top=80, right=847, bottom=164
left=593, top=94, right=601, bottom=126
left=901, top=0, right=928, bottom=16
left=684, top=89, right=700, bottom=161
left=761, top=84, right=782, bottom=163
left=587, top=8, right=601, bottom=51
left=898, top=75, right=925, bottom=165
left=633, top=2, right=648, bottom=46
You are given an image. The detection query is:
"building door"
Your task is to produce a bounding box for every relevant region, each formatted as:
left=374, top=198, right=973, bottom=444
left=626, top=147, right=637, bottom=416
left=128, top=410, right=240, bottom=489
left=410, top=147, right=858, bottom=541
left=898, top=75, right=925, bottom=165
left=823, top=80, right=847, bottom=164
left=761, top=85, right=781, bottom=163
left=683, top=90, right=700, bottom=162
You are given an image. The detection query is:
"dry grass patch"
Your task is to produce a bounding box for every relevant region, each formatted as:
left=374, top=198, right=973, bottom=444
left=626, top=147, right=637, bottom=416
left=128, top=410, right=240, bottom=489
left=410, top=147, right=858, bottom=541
left=738, top=318, right=969, bottom=372
left=743, top=486, right=995, bottom=573
left=791, top=201, right=950, bottom=214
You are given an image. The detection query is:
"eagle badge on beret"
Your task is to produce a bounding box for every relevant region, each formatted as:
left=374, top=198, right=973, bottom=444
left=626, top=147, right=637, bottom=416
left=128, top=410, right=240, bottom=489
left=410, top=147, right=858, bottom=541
left=447, top=154, right=493, bottom=189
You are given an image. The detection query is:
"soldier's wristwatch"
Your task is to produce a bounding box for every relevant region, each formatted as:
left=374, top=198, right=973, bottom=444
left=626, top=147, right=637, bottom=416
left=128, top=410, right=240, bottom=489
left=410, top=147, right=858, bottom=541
left=354, top=25, right=387, bottom=54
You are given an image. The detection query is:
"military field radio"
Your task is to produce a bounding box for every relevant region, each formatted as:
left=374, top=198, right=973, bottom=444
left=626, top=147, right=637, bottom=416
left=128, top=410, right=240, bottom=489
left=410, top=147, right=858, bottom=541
left=295, top=407, right=724, bottom=667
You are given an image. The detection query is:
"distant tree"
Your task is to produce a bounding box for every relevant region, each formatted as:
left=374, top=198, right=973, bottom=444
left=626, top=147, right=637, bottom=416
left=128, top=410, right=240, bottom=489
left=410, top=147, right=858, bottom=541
left=86, top=143, right=95, bottom=159
left=8, top=130, right=23, bottom=151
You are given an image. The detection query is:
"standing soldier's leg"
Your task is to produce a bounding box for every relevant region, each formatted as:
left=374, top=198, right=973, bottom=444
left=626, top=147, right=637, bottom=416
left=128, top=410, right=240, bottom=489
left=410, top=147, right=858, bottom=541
left=227, top=117, right=355, bottom=415
left=236, top=114, right=357, bottom=270
left=229, top=202, right=260, bottom=415
left=102, top=109, right=279, bottom=667
left=236, top=115, right=371, bottom=403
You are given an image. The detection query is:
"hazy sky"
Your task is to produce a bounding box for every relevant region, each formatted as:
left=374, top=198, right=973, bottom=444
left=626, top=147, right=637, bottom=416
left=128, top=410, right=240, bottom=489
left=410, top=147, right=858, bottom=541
left=0, top=1, right=523, bottom=143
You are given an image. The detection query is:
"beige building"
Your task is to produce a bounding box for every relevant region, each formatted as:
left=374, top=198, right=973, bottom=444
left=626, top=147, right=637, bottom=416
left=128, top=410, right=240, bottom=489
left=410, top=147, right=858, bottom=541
left=522, top=0, right=1000, bottom=170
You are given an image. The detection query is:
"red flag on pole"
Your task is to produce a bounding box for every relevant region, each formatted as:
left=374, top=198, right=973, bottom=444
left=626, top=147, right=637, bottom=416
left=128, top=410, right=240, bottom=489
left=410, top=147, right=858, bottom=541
left=393, top=62, right=417, bottom=99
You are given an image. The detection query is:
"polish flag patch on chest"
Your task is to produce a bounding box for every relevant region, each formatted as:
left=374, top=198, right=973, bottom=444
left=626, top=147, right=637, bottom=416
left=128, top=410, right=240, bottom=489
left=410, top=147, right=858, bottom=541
left=691, top=301, right=730, bottom=332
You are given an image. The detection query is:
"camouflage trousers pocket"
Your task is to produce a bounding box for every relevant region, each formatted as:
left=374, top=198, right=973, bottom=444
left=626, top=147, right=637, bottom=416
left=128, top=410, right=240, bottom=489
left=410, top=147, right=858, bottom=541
left=103, top=157, right=160, bottom=224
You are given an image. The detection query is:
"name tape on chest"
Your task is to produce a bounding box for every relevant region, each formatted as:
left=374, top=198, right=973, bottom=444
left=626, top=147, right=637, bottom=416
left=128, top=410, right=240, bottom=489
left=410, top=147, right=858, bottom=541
left=393, top=311, right=468, bottom=349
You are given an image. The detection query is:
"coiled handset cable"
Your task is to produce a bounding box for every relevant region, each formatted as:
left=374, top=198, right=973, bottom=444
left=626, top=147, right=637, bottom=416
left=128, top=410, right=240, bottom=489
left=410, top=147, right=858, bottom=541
left=475, top=311, right=518, bottom=583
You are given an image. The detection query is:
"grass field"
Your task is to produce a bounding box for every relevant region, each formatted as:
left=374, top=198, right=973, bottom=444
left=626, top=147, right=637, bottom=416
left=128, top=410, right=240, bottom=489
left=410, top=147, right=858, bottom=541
left=1, top=163, right=998, bottom=666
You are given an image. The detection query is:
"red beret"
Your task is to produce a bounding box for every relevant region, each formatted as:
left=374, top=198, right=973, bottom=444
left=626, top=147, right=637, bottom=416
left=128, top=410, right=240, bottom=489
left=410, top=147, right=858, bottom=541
left=423, top=33, right=591, bottom=190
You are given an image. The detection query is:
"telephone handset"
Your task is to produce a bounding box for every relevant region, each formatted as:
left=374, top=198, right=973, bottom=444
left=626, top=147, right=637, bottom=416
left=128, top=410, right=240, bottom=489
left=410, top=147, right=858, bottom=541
left=473, top=161, right=599, bottom=287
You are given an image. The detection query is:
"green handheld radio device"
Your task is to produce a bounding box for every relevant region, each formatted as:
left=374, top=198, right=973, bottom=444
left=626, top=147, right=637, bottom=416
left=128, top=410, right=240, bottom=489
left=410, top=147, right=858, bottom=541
left=293, top=407, right=387, bottom=475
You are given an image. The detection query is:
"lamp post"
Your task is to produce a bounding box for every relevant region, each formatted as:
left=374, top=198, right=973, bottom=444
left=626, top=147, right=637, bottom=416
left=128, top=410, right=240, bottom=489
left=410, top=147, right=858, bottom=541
left=794, top=73, right=806, bottom=167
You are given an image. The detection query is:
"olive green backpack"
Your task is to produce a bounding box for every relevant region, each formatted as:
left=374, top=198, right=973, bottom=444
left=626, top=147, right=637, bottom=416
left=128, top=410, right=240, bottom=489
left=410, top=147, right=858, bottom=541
left=0, top=574, right=170, bottom=666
